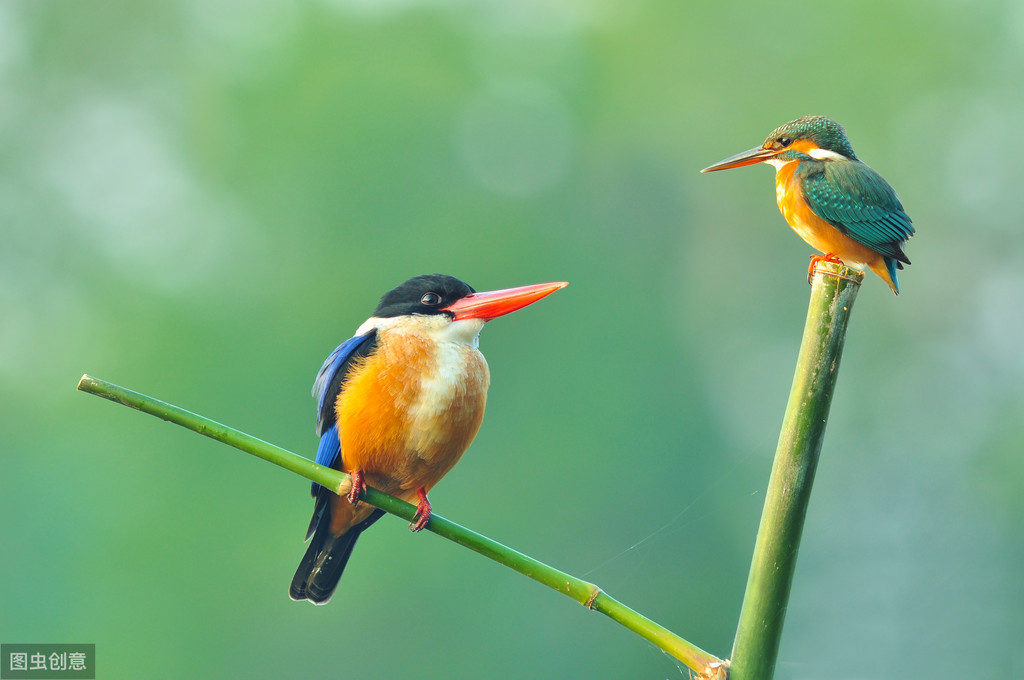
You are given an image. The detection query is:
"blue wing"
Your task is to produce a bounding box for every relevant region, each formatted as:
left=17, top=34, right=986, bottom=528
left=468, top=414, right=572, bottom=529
left=309, top=330, right=378, bottom=497
left=314, top=423, right=341, bottom=473
left=313, top=332, right=377, bottom=436
left=800, top=160, right=915, bottom=265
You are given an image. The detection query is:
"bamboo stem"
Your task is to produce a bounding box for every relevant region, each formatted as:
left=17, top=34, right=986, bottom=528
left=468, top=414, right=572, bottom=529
left=76, top=374, right=723, bottom=677
left=727, top=260, right=864, bottom=680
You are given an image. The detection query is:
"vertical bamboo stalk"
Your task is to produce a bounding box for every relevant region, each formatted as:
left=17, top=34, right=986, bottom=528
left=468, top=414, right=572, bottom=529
left=728, top=261, right=864, bottom=680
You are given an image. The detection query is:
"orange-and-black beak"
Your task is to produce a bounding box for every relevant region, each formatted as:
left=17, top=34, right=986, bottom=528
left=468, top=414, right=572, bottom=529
left=700, top=145, right=778, bottom=173
left=443, top=281, right=568, bottom=322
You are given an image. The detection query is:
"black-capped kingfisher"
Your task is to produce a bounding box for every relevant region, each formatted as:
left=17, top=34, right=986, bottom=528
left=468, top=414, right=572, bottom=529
left=701, top=116, right=915, bottom=294
left=289, top=273, right=567, bottom=604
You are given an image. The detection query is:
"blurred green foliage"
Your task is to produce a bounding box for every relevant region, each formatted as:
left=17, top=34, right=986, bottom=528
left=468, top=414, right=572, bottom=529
left=2, top=1, right=1022, bottom=678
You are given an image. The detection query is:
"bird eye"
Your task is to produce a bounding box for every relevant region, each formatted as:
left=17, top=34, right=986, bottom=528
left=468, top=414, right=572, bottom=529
left=420, top=292, right=442, bottom=306
left=778, top=136, right=793, bottom=147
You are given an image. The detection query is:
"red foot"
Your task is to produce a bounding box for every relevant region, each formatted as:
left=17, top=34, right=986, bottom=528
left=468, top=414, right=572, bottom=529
left=409, top=488, right=432, bottom=532
left=807, top=253, right=844, bottom=283
left=347, top=469, right=366, bottom=507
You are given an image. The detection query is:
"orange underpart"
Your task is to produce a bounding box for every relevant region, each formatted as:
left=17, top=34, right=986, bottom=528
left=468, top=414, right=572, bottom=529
left=336, top=331, right=488, bottom=496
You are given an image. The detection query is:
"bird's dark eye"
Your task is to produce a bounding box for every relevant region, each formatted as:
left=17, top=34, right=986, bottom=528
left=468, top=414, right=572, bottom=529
left=420, top=292, right=442, bottom=306
left=778, top=136, right=793, bottom=147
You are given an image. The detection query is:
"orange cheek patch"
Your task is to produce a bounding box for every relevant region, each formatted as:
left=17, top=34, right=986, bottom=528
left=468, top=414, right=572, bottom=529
left=791, top=138, right=820, bottom=154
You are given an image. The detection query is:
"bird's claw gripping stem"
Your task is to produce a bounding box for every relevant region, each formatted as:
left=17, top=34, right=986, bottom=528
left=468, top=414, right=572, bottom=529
left=409, top=488, right=432, bottom=532
left=808, top=253, right=843, bottom=283
left=347, top=469, right=366, bottom=507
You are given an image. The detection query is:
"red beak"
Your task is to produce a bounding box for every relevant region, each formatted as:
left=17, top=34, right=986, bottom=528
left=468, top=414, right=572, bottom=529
left=700, top=145, right=779, bottom=172
left=443, top=281, right=568, bottom=322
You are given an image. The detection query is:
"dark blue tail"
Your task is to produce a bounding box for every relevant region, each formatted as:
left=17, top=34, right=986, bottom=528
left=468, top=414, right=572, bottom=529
left=289, top=503, right=384, bottom=604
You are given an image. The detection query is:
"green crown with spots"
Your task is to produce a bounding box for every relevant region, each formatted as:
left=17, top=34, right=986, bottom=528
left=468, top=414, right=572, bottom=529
left=766, top=116, right=858, bottom=160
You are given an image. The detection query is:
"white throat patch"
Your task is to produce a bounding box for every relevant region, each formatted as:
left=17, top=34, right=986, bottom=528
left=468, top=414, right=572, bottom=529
left=356, top=315, right=484, bottom=348
left=765, top=157, right=797, bottom=171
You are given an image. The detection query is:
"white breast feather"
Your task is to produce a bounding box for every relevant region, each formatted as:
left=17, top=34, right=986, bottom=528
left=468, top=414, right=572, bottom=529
left=380, top=316, right=489, bottom=456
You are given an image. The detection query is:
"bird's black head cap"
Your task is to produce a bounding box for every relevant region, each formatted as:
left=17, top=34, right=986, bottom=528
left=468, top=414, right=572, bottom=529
left=374, top=274, right=476, bottom=318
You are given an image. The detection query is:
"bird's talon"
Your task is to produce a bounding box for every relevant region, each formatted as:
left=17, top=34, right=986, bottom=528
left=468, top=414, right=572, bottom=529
left=807, top=253, right=844, bottom=283
left=347, top=469, right=366, bottom=507
left=409, top=488, right=431, bottom=532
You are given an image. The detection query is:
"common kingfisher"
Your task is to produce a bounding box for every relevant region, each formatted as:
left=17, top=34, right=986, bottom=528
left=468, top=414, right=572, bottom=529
left=289, top=273, right=567, bottom=604
left=701, top=116, right=914, bottom=294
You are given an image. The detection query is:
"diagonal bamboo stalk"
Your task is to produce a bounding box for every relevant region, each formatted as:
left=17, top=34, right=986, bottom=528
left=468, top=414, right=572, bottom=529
left=728, top=260, right=864, bottom=680
left=76, top=374, right=724, bottom=678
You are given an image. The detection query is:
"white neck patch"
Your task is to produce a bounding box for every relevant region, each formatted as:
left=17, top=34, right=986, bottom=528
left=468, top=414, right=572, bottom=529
left=807, top=147, right=847, bottom=161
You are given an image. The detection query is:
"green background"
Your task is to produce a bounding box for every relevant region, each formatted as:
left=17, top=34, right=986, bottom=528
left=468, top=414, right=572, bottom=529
left=3, top=1, right=1022, bottom=678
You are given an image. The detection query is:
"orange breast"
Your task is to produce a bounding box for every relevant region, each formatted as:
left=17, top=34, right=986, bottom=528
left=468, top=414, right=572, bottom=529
left=334, top=329, right=489, bottom=504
